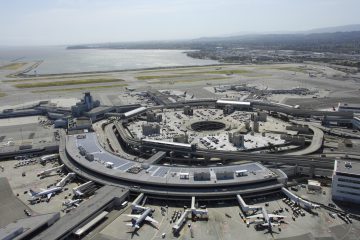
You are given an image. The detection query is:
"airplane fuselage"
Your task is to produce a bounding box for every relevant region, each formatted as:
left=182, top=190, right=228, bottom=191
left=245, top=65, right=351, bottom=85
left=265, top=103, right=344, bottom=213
left=133, top=208, right=152, bottom=228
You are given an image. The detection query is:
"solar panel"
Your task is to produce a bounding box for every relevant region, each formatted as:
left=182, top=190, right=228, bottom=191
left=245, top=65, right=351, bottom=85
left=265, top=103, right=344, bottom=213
left=152, top=167, right=170, bottom=177
left=117, top=162, right=135, bottom=171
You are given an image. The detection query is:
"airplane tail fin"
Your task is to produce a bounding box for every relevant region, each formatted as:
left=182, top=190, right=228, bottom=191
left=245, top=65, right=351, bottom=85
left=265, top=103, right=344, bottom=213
left=29, top=189, right=38, bottom=197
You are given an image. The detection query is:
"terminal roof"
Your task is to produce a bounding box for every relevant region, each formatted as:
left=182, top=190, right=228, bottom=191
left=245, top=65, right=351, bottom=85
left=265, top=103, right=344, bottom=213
left=216, top=100, right=251, bottom=106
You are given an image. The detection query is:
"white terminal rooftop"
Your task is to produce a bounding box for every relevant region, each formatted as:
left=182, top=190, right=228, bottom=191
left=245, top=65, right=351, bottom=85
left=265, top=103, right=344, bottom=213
left=124, top=107, right=147, bottom=118
left=216, top=100, right=251, bottom=106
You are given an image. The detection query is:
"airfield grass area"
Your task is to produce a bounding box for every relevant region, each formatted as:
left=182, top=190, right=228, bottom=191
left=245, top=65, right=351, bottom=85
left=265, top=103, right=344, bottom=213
left=274, top=66, right=308, bottom=73
left=137, top=69, right=251, bottom=80
left=188, top=69, right=251, bottom=75
left=3, top=74, right=107, bottom=82
left=138, top=65, right=220, bottom=74
left=31, top=83, right=128, bottom=93
left=153, top=77, right=230, bottom=84
left=137, top=75, right=186, bottom=80
left=0, top=92, right=6, bottom=97
left=0, top=62, right=27, bottom=70
left=14, top=78, right=124, bottom=88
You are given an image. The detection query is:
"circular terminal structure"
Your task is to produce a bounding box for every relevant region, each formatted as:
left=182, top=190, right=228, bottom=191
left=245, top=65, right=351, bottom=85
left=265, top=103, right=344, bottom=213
left=190, top=120, right=226, bottom=132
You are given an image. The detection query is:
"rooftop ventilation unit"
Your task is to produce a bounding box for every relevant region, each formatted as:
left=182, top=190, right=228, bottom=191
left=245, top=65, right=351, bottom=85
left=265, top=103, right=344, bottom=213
left=345, top=162, right=352, bottom=168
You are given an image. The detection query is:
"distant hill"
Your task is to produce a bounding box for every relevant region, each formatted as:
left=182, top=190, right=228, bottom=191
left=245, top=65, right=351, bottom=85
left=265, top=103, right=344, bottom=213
left=67, top=24, right=360, bottom=54
left=304, top=24, right=360, bottom=34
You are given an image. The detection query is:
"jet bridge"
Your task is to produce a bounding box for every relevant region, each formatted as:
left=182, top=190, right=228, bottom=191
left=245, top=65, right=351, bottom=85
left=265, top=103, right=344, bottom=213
left=56, top=173, right=76, bottom=187
left=236, top=194, right=262, bottom=213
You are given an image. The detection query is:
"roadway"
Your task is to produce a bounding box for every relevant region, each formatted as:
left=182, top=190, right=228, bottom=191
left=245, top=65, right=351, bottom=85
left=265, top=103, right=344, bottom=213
left=285, top=124, right=324, bottom=156
left=114, top=122, right=337, bottom=169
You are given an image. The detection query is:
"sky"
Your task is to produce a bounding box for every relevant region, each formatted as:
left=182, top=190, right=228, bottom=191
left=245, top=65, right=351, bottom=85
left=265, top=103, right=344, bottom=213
left=0, top=0, right=359, bottom=46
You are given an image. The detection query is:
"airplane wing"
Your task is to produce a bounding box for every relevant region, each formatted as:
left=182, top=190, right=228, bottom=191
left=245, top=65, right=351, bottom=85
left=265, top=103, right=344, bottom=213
left=268, top=214, right=286, bottom=218
left=261, top=222, right=280, bottom=227
left=246, top=214, right=263, bottom=219
left=47, top=193, right=53, bottom=200
left=145, top=216, right=158, bottom=224
left=127, top=214, right=141, bottom=219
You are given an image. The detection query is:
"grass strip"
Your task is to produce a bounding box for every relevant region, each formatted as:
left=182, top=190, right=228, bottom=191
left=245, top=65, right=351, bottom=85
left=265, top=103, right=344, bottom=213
left=137, top=69, right=251, bottom=80
left=31, top=84, right=128, bottom=93
left=0, top=62, right=27, bottom=70
left=186, top=69, right=251, bottom=75
left=274, top=67, right=307, bottom=73
left=14, top=78, right=123, bottom=88
left=137, top=75, right=186, bottom=80
left=152, top=77, right=230, bottom=84
left=3, top=74, right=107, bottom=83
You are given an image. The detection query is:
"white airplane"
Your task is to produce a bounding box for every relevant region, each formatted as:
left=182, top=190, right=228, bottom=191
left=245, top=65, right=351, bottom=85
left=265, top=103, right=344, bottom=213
left=62, top=199, right=82, bottom=208
left=126, top=208, right=158, bottom=229
left=2, top=141, right=15, bottom=147
left=29, top=186, right=62, bottom=201
left=247, top=207, right=286, bottom=232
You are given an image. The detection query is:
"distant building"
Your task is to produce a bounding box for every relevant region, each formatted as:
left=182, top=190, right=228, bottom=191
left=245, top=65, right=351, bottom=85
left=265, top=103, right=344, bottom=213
left=71, top=92, right=100, bottom=117
left=338, top=103, right=360, bottom=113
left=142, top=123, right=160, bottom=136
left=223, top=105, right=235, bottom=115
left=85, top=106, right=116, bottom=121
left=332, top=160, right=360, bottom=204
left=257, top=112, right=267, bottom=122
left=146, top=111, right=162, bottom=122
left=173, top=134, right=188, bottom=144
left=253, top=120, right=259, bottom=133
left=232, top=133, right=244, bottom=147
left=68, top=117, right=92, bottom=132
left=307, top=180, right=321, bottom=191
left=54, top=119, right=68, bottom=128
left=183, top=106, right=193, bottom=116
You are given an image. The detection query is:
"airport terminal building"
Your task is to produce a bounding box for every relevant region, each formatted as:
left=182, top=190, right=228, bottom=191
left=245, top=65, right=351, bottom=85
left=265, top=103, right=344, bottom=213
left=332, top=160, right=360, bottom=204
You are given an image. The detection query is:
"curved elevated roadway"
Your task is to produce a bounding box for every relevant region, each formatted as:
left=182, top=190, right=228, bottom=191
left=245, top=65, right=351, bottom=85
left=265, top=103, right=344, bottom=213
left=114, top=122, right=336, bottom=169
left=284, top=124, right=324, bottom=156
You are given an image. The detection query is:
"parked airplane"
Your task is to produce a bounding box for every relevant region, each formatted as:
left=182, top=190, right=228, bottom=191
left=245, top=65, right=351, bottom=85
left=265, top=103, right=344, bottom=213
left=247, top=207, right=286, bottom=232
left=62, top=199, right=82, bottom=208
left=126, top=208, right=158, bottom=230
left=28, top=186, right=62, bottom=201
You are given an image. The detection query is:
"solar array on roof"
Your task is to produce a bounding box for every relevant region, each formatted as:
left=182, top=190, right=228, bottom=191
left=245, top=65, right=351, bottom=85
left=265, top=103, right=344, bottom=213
left=152, top=167, right=170, bottom=177
left=70, top=133, right=274, bottom=183
left=117, top=162, right=135, bottom=171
